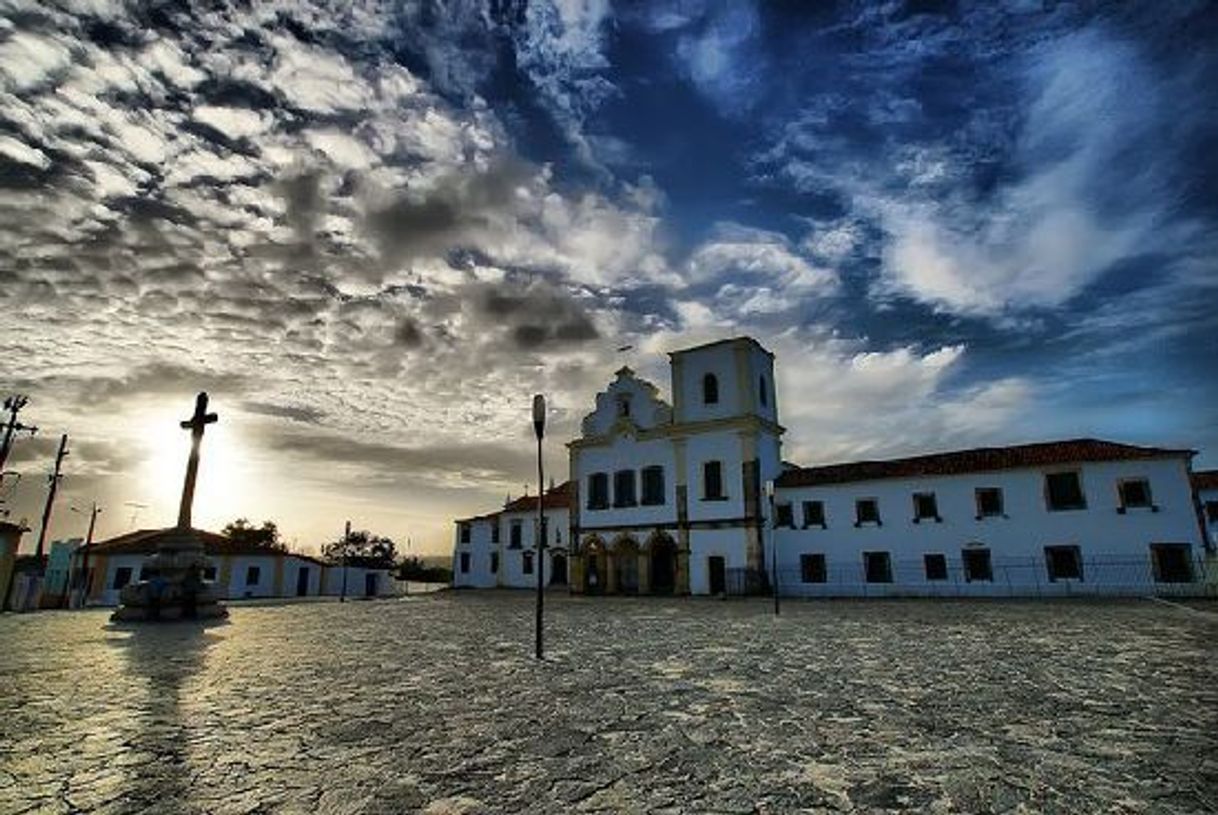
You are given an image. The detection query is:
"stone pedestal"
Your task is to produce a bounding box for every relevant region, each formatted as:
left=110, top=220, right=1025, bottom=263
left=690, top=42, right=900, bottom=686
left=111, top=528, right=227, bottom=622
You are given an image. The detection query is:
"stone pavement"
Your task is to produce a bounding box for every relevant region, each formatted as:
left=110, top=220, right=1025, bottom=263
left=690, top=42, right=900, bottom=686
left=2, top=593, right=1216, bottom=814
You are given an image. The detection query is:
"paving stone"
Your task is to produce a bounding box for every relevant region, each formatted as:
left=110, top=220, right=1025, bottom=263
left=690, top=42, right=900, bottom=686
left=1, top=594, right=1216, bottom=813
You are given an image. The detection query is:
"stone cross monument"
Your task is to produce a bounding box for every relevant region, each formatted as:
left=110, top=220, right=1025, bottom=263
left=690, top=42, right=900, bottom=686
left=177, top=392, right=217, bottom=529
left=111, top=392, right=227, bottom=622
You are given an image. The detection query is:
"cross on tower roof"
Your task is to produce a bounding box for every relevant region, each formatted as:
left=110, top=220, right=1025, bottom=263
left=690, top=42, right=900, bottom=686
left=177, top=392, right=218, bottom=529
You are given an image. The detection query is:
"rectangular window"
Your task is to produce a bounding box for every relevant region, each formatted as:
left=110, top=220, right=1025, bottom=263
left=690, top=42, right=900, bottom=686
left=924, top=554, right=948, bottom=580
left=800, top=554, right=826, bottom=583
left=641, top=465, right=665, bottom=505
left=855, top=498, right=881, bottom=526
left=587, top=472, right=609, bottom=510
left=203, top=566, right=217, bottom=581
left=459, top=523, right=471, bottom=544
left=962, top=548, right=992, bottom=582
left=459, top=552, right=470, bottom=574
left=802, top=500, right=826, bottom=528
left=703, top=461, right=725, bottom=500
left=864, top=551, right=892, bottom=583
left=1044, top=545, right=1083, bottom=581
left=976, top=487, right=1004, bottom=518
left=774, top=502, right=794, bottom=528
left=491, top=522, right=500, bottom=544
left=1206, top=501, right=1218, bottom=523
left=490, top=552, right=499, bottom=574
left=1150, top=543, right=1193, bottom=583
left=113, top=566, right=133, bottom=590
left=1045, top=471, right=1086, bottom=511
left=1118, top=478, right=1153, bottom=511
left=613, top=469, right=637, bottom=507
left=509, top=520, right=522, bottom=549
left=913, top=492, right=939, bottom=522
left=522, top=551, right=534, bottom=575
left=246, top=566, right=261, bottom=585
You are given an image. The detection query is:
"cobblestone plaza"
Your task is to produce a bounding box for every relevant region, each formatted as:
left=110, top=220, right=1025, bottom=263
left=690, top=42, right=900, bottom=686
left=2, top=594, right=1216, bottom=814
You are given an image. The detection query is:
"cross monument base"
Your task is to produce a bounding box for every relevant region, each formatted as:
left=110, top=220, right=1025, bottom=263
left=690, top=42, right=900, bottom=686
left=110, top=527, right=227, bottom=622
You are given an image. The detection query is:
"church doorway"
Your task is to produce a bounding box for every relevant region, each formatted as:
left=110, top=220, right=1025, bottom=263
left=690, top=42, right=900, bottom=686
left=296, top=567, right=310, bottom=597
left=550, top=553, right=568, bottom=586
left=615, top=538, right=640, bottom=594
left=649, top=534, right=677, bottom=594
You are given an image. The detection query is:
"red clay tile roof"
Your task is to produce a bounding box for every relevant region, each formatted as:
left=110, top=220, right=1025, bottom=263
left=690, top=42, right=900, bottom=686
left=502, top=480, right=573, bottom=514
left=1192, top=470, right=1218, bottom=491
left=86, top=527, right=310, bottom=559
left=777, top=439, right=1194, bottom=489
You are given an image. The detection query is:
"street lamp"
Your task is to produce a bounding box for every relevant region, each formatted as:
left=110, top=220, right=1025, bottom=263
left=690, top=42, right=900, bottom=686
left=533, top=393, right=546, bottom=660
left=765, top=479, right=779, bottom=616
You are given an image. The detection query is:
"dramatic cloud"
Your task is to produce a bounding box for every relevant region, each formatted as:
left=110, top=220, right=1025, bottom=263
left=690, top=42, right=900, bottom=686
left=1, top=1, right=1213, bottom=552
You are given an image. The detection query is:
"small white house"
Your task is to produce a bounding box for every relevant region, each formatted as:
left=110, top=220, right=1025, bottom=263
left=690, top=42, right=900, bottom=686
left=76, top=527, right=395, bottom=606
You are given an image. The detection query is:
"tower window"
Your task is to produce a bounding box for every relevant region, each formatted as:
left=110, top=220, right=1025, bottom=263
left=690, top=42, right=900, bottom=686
left=702, top=373, right=719, bottom=404
left=759, top=374, right=767, bottom=407
left=703, top=460, right=725, bottom=500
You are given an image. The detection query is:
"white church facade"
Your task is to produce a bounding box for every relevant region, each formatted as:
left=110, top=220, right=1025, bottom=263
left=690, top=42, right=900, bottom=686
left=452, top=337, right=1215, bottom=597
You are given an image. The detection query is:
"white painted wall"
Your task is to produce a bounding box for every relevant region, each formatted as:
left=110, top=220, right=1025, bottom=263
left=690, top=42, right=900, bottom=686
left=771, top=457, right=1204, bottom=596
left=577, top=435, right=677, bottom=529
left=687, top=528, right=752, bottom=595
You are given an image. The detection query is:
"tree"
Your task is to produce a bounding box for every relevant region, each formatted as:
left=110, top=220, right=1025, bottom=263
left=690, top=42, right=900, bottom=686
left=322, top=529, right=397, bottom=569
left=222, top=518, right=286, bottom=551
left=397, top=556, right=451, bottom=583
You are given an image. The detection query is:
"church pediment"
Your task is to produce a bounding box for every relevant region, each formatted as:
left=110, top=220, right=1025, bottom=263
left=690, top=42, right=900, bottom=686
left=580, top=366, right=672, bottom=438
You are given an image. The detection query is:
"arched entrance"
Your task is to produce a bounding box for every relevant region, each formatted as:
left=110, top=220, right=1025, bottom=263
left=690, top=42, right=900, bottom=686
left=648, top=532, right=677, bottom=595
left=550, top=552, right=568, bottom=586
left=614, top=535, right=640, bottom=594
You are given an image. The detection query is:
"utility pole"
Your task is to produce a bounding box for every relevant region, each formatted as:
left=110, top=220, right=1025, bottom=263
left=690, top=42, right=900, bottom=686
left=340, top=520, right=350, bottom=602
left=70, top=502, right=101, bottom=608
left=34, top=433, right=69, bottom=561
left=0, top=395, right=37, bottom=492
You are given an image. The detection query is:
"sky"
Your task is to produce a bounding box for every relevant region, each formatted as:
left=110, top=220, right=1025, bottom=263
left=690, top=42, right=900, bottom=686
left=1, top=0, right=1216, bottom=557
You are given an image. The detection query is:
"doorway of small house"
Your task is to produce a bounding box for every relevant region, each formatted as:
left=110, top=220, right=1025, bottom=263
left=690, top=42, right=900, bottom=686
left=708, top=556, right=726, bottom=595
left=296, top=567, right=310, bottom=596
left=550, top=552, right=568, bottom=586
left=364, top=572, right=377, bottom=597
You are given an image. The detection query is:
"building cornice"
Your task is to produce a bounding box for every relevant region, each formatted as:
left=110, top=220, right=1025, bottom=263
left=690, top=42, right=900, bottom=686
left=567, top=413, right=785, bottom=450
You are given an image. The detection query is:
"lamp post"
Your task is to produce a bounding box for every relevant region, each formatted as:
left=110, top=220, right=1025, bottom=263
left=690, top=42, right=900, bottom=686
left=765, top=479, right=779, bottom=616
left=532, top=393, right=546, bottom=660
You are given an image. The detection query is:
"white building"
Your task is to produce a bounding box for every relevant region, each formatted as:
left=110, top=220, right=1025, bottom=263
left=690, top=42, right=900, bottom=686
left=451, top=336, right=1214, bottom=597
left=453, top=483, right=572, bottom=589
left=76, top=527, right=395, bottom=606
left=772, top=441, right=1211, bottom=597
